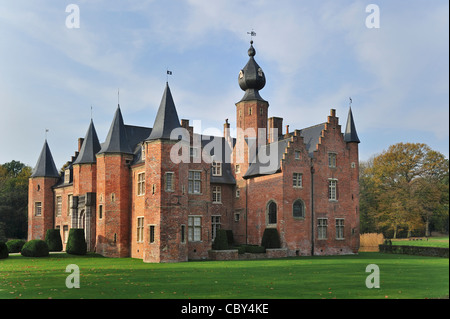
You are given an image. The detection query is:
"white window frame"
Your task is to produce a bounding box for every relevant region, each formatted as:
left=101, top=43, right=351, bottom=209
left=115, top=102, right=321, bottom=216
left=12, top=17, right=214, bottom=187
left=188, top=216, right=202, bottom=242
left=188, top=170, right=202, bottom=194
left=318, top=218, right=328, bottom=239
left=336, top=218, right=345, bottom=240
left=329, top=179, right=338, bottom=201
left=212, top=186, right=222, bottom=204
left=165, top=172, right=174, bottom=192
left=137, top=217, right=144, bottom=243
left=137, top=172, right=145, bottom=196
left=328, top=152, right=337, bottom=168
left=35, top=202, right=42, bottom=216
left=56, top=196, right=62, bottom=217
left=293, top=173, right=303, bottom=188
left=212, top=161, right=222, bottom=176
left=211, top=215, right=221, bottom=240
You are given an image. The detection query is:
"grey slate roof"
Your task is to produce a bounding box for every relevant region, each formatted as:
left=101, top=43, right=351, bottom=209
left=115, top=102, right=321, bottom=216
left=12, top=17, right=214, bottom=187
left=73, top=119, right=101, bottom=165
left=147, top=82, right=181, bottom=141
left=31, top=140, right=60, bottom=178
left=98, top=105, right=133, bottom=155
left=343, top=107, right=360, bottom=143
left=200, top=134, right=236, bottom=185
left=299, top=123, right=326, bottom=156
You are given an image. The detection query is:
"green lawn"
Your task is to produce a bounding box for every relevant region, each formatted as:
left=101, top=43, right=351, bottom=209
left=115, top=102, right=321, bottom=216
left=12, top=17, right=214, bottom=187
left=391, top=236, right=449, bottom=248
left=0, top=252, right=448, bottom=299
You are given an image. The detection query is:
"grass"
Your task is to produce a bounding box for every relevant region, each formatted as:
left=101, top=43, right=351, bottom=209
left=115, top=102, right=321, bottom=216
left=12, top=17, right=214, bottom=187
left=391, top=236, right=449, bottom=248
left=0, top=252, right=448, bottom=299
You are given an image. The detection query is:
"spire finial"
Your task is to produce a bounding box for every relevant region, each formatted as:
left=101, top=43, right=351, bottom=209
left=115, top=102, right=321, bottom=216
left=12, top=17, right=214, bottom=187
left=45, top=128, right=49, bottom=140
left=247, top=29, right=256, bottom=42
left=166, top=69, right=172, bottom=83
left=349, top=97, right=353, bottom=108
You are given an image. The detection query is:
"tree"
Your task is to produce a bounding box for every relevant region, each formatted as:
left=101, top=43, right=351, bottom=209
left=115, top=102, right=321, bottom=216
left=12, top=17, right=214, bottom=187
left=0, top=161, right=31, bottom=239
left=361, top=143, right=448, bottom=238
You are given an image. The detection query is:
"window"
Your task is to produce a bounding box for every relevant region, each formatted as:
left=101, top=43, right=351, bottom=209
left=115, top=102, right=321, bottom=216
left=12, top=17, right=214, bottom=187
left=188, top=216, right=202, bottom=242
left=212, top=162, right=222, bottom=176
left=336, top=219, right=345, bottom=240
left=190, top=147, right=198, bottom=158
left=260, top=108, right=263, bottom=115
left=234, top=212, right=240, bottom=222
left=141, top=144, right=145, bottom=159
left=293, top=173, right=303, bottom=188
left=64, top=169, right=70, bottom=183
left=212, top=186, right=222, bottom=203
left=165, top=172, right=174, bottom=192
left=137, top=217, right=144, bottom=242
left=149, top=225, right=155, bottom=244
left=293, top=200, right=305, bottom=218
left=236, top=187, right=240, bottom=198
left=56, top=196, right=62, bottom=217
left=249, top=107, right=252, bottom=115
left=235, top=164, right=240, bottom=174
left=137, top=172, right=145, bottom=196
left=98, top=205, right=103, bottom=219
left=68, top=194, right=73, bottom=216
left=318, top=218, right=328, bottom=239
left=63, top=225, right=69, bottom=244
left=329, top=179, right=338, bottom=201
left=35, top=202, right=42, bottom=216
left=188, top=171, right=202, bottom=194
left=328, top=153, right=337, bottom=168
left=181, top=225, right=186, bottom=243
left=211, top=216, right=221, bottom=240
left=267, top=201, right=277, bottom=225
left=295, top=151, right=301, bottom=160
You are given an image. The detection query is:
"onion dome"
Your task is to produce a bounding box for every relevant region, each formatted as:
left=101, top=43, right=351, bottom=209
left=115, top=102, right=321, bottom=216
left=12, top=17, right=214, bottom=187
left=238, top=41, right=267, bottom=102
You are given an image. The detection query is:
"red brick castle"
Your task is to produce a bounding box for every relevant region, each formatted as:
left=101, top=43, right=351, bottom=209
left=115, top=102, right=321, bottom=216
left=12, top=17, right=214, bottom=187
left=28, top=41, right=360, bottom=262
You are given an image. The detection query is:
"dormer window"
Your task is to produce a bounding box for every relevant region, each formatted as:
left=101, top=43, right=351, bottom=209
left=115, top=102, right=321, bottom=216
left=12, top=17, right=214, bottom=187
left=212, top=161, right=222, bottom=176
left=64, top=169, right=70, bottom=183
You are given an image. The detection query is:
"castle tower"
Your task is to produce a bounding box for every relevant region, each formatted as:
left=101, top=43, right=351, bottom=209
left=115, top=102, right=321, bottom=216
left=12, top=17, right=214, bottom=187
left=235, top=41, right=269, bottom=174
left=343, top=106, right=361, bottom=253
left=28, top=140, right=60, bottom=240
left=72, top=119, right=101, bottom=251
left=143, top=82, right=188, bottom=263
left=96, top=106, right=133, bottom=257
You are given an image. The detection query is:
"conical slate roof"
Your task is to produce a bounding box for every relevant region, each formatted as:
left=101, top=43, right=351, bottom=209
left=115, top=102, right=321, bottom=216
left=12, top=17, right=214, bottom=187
left=344, top=107, right=360, bottom=143
left=98, top=105, right=133, bottom=154
left=31, top=140, right=60, bottom=178
left=73, top=119, right=101, bottom=164
left=146, top=82, right=181, bottom=141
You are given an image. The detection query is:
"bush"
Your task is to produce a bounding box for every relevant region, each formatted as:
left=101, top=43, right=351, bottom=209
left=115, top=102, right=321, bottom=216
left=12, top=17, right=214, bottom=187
left=212, top=229, right=229, bottom=250
left=243, top=245, right=266, bottom=254
left=21, top=240, right=49, bottom=257
left=225, top=230, right=234, bottom=247
left=6, top=239, right=26, bottom=253
left=261, top=228, right=281, bottom=249
left=66, top=229, right=87, bottom=255
left=0, top=242, right=8, bottom=259
left=45, top=229, right=63, bottom=252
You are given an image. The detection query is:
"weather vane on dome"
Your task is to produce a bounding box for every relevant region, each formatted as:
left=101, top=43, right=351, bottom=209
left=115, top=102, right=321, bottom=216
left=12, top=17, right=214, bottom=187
left=247, top=29, right=256, bottom=42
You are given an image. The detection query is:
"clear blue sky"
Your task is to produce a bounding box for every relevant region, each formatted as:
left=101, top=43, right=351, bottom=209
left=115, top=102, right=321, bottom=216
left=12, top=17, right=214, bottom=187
left=0, top=0, right=448, bottom=169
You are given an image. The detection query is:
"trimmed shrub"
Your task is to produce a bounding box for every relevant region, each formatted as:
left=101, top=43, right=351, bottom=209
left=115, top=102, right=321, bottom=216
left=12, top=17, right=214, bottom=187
left=45, top=229, right=63, bottom=252
left=66, top=229, right=87, bottom=255
left=261, top=228, right=281, bottom=249
left=212, top=229, right=229, bottom=250
left=225, top=230, right=234, bottom=247
left=0, top=242, right=8, bottom=259
left=243, top=245, right=266, bottom=254
left=6, top=239, right=26, bottom=253
left=21, top=240, right=49, bottom=257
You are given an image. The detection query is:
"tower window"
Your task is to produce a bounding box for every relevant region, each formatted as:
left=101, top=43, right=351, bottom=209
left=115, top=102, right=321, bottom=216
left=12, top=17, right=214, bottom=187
left=267, top=201, right=277, bottom=225
left=35, top=202, right=42, bottom=216
left=249, top=107, right=252, bottom=115
left=137, top=172, right=145, bottom=196
left=165, top=172, right=174, bottom=192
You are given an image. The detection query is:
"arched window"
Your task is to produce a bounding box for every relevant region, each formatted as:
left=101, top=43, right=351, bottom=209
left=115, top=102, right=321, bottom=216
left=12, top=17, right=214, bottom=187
left=293, top=200, right=305, bottom=218
left=267, top=201, right=277, bottom=225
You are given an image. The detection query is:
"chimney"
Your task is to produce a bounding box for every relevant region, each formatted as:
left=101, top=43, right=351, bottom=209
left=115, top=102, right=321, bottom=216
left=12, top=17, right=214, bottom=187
left=78, top=138, right=84, bottom=152
left=223, top=119, right=230, bottom=139
left=268, top=117, right=283, bottom=144
left=284, top=125, right=290, bottom=138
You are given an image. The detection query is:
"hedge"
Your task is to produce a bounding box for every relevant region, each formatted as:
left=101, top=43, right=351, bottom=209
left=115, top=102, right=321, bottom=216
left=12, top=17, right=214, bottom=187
left=45, top=229, right=63, bottom=252
left=261, top=228, right=281, bottom=249
left=66, top=229, right=87, bottom=255
left=0, top=242, right=8, bottom=259
left=212, top=229, right=229, bottom=250
left=379, top=244, right=449, bottom=258
left=21, top=240, right=49, bottom=257
left=6, top=239, right=26, bottom=253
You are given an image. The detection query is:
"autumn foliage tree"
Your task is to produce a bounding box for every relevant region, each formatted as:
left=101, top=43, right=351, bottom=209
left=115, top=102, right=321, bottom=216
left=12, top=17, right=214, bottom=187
left=360, top=143, right=449, bottom=238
